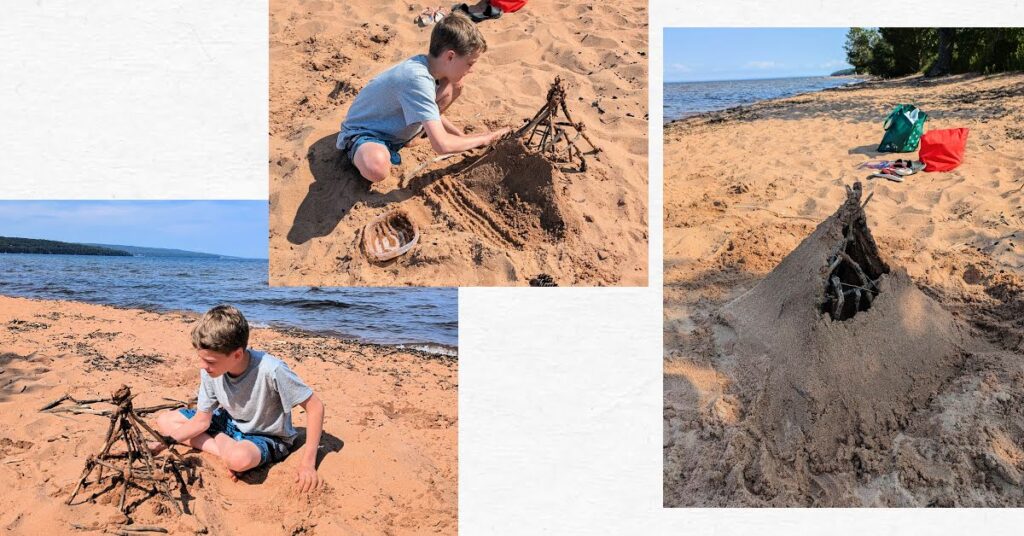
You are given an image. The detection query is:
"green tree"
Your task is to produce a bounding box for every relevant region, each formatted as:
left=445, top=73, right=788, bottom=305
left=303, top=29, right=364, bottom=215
left=844, top=28, right=878, bottom=74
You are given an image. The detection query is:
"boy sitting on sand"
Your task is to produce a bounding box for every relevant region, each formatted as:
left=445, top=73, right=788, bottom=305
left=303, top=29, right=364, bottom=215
left=338, top=11, right=509, bottom=183
left=148, top=305, right=325, bottom=493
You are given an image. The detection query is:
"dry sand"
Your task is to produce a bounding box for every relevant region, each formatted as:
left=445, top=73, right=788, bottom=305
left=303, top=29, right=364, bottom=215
left=0, top=296, right=456, bottom=534
left=269, top=0, right=648, bottom=287
left=664, top=73, right=1024, bottom=506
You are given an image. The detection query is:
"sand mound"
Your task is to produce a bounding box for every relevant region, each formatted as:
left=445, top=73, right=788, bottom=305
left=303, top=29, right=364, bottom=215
left=423, top=139, right=569, bottom=250
left=721, top=184, right=967, bottom=482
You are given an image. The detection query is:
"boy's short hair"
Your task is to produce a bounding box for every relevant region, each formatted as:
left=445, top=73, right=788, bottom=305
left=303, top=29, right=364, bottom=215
left=192, top=305, right=249, bottom=354
left=429, top=11, right=487, bottom=57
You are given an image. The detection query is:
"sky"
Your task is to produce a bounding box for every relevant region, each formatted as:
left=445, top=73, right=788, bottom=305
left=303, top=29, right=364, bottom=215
left=664, top=28, right=855, bottom=82
left=0, top=200, right=268, bottom=259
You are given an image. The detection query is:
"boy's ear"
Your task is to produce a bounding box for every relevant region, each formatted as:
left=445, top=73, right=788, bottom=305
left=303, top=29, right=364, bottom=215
left=444, top=49, right=456, bottom=62
left=230, top=347, right=245, bottom=360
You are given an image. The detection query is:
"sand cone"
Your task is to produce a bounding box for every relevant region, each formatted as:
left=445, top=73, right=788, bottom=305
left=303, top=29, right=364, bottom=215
left=719, top=183, right=968, bottom=473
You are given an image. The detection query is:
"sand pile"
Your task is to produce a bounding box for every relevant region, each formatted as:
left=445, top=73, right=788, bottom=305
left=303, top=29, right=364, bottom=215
left=714, top=184, right=969, bottom=503
left=423, top=139, right=570, bottom=250
left=269, top=0, right=648, bottom=286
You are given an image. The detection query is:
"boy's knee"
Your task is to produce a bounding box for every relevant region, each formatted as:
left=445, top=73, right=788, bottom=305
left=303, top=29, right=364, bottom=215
left=224, top=444, right=261, bottom=472
left=354, top=146, right=391, bottom=183
left=360, top=161, right=390, bottom=183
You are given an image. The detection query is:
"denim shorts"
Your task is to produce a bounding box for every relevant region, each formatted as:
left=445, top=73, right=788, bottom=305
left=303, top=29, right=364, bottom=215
left=343, top=134, right=405, bottom=166
left=179, top=408, right=290, bottom=468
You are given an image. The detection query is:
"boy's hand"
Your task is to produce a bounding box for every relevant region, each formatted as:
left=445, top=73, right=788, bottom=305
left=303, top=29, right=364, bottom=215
left=295, top=462, right=319, bottom=493
left=487, top=128, right=511, bottom=144
left=146, top=441, right=167, bottom=454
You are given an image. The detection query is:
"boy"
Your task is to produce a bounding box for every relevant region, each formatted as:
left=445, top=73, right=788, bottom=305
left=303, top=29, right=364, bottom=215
left=338, top=11, right=510, bottom=183
left=149, top=305, right=325, bottom=493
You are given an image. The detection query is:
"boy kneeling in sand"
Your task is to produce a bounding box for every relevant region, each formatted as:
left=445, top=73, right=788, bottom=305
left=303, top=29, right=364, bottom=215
left=338, top=11, right=509, bottom=183
left=148, top=305, right=325, bottom=493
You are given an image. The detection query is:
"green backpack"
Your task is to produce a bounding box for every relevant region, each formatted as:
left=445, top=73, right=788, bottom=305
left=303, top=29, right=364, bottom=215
left=877, top=104, right=927, bottom=153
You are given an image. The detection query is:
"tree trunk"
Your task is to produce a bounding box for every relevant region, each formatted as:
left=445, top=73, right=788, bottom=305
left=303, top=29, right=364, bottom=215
left=927, top=28, right=954, bottom=77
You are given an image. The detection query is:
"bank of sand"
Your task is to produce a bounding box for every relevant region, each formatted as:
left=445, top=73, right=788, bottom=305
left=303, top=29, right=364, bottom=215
left=664, top=73, right=1024, bottom=506
left=0, top=296, right=456, bottom=534
left=269, top=0, right=648, bottom=287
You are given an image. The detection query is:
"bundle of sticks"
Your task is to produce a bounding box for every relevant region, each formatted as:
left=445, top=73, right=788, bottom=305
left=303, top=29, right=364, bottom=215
left=48, top=385, right=193, bottom=516
left=822, top=186, right=887, bottom=321
left=513, top=77, right=601, bottom=171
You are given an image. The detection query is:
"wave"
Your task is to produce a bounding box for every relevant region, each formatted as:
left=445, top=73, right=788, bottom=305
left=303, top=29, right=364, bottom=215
left=237, top=297, right=358, bottom=311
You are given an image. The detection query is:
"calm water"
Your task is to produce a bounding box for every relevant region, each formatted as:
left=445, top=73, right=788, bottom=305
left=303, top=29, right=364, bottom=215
left=0, top=254, right=457, bottom=353
left=664, top=76, right=866, bottom=122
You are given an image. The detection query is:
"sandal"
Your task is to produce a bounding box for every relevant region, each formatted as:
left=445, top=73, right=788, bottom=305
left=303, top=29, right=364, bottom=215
left=453, top=2, right=502, bottom=22
left=415, top=7, right=436, bottom=26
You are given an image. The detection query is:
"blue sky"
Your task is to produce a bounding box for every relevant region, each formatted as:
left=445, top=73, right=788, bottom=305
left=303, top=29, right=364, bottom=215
left=0, top=201, right=268, bottom=258
left=664, top=28, right=854, bottom=82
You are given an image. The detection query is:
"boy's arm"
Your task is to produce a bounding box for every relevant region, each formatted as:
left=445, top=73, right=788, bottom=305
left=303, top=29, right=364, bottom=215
left=440, top=115, right=464, bottom=136
left=295, top=393, right=325, bottom=493
left=168, top=410, right=213, bottom=442
left=422, top=119, right=509, bottom=154
left=149, top=410, right=212, bottom=453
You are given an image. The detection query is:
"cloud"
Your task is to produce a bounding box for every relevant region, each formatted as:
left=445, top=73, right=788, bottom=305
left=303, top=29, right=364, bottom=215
left=668, top=63, right=693, bottom=73
left=745, top=60, right=781, bottom=70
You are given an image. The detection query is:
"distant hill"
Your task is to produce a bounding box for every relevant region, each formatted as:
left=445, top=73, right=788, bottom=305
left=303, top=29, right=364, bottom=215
left=0, top=236, right=132, bottom=256
left=830, top=68, right=857, bottom=76
left=86, top=243, right=227, bottom=258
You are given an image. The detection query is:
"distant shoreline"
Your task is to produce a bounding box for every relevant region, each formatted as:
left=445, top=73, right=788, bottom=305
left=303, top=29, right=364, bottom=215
left=663, top=75, right=869, bottom=123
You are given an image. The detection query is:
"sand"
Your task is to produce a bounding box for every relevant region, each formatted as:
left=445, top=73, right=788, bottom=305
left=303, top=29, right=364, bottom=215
left=664, top=73, right=1024, bottom=507
left=269, top=0, right=648, bottom=287
left=0, top=296, right=457, bottom=534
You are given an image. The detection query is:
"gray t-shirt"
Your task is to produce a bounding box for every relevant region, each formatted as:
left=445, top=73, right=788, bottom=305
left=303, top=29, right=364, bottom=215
left=337, top=55, right=441, bottom=148
left=197, top=350, right=313, bottom=446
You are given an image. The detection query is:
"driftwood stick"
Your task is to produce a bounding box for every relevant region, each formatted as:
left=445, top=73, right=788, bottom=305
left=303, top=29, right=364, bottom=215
left=831, top=276, right=845, bottom=319
left=116, top=526, right=168, bottom=534
left=836, top=251, right=875, bottom=292
left=39, top=394, right=70, bottom=411
left=67, top=458, right=96, bottom=504
left=129, top=412, right=184, bottom=461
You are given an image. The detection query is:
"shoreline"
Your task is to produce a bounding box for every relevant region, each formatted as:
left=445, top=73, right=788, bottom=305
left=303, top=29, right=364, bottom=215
left=663, top=75, right=870, bottom=124
left=0, top=294, right=458, bottom=534
left=0, top=289, right=457, bottom=354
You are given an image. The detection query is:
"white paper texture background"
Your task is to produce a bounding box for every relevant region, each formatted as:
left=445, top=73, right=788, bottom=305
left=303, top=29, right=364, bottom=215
left=3, top=0, right=1024, bottom=534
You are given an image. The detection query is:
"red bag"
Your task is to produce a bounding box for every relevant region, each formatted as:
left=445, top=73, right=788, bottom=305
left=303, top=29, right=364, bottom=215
left=919, top=128, right=969, bottom=172
left=490, top=0, right=526, bottom=12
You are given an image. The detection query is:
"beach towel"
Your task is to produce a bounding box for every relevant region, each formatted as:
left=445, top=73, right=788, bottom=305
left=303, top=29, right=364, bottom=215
left=919, top=128, right=969, bottom=172
left=490, top=0, right=526, bottom=12
left=877, top=104, right=928, bottom=153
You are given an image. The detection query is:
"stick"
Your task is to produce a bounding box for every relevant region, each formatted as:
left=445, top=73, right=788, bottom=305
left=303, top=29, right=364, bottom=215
left=401, top=153, right=456, bottom=185
left=831, top=276, right=845, bottom=318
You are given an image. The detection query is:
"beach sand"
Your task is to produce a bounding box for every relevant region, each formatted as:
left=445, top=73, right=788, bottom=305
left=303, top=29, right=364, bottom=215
left=663, top=73, right=1024, bottom=506
left=0, top=296, right=456, bottom=534
left=269, top=0, right=648, bottom=287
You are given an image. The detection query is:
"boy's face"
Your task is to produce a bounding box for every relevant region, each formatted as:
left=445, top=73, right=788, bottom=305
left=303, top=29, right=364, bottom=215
left=442, top=49, right=481, bottom=83
left=196, top=347, right=243, bottom=377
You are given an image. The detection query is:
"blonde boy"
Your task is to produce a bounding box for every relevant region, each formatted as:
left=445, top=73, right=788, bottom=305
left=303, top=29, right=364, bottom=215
left=338, top=11, right=509, bottom=183
left=149, top=305, right=325, bottom=492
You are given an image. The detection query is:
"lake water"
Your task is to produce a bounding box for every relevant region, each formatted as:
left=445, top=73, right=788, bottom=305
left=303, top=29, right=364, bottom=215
left=0, top=254, right=458, bottom=353
left=664, top=76, right=866, bottom=122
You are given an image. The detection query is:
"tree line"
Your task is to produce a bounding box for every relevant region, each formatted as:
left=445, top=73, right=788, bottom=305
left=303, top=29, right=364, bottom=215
left=0, top=236, right=132, bottom=256
left=845, top=28, right=1024, bottom=78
